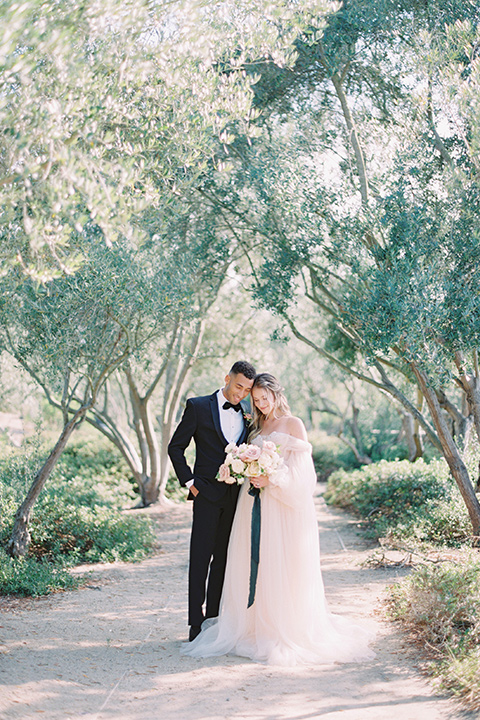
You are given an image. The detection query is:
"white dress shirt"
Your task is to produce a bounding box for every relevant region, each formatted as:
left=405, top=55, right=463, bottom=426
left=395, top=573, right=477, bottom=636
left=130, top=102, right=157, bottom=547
left=217, top=388, right=244, bottom=445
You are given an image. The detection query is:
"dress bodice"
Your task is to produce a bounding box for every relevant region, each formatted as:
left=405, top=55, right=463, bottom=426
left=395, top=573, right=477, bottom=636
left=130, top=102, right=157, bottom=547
left=254, top=431, right=312, bottom=455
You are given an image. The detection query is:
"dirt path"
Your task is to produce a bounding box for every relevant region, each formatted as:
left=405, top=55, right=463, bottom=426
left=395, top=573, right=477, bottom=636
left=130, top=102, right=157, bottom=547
left=0, top=489, right=475, bottom=720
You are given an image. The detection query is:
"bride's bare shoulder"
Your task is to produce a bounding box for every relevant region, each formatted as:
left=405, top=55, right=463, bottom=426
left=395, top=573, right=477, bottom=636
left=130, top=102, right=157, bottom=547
left=285, top=415, right=308, bottom=441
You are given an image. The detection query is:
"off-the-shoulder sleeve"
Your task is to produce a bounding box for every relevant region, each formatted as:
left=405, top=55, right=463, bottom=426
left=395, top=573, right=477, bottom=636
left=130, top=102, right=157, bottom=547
left=278, top=436, right=312, bottom=454
left=266, top=435, right=316, bottom=509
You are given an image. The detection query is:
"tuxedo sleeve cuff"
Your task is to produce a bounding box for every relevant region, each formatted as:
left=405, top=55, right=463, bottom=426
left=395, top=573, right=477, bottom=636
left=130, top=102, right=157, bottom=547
left=185, top=479, right=194, bottom=489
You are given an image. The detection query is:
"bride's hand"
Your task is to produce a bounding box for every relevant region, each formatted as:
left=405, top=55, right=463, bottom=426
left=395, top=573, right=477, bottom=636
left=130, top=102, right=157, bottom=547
left=249, top=475, right=269, bottom=489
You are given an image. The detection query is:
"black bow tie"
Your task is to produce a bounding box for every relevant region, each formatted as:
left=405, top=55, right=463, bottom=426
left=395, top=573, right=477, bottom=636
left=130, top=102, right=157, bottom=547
left=223, top=401, right=242, bottom=412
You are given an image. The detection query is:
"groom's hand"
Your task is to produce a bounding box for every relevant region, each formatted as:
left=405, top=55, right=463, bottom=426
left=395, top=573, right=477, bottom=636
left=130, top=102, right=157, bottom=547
left=190, top=484, right=199, bottom=497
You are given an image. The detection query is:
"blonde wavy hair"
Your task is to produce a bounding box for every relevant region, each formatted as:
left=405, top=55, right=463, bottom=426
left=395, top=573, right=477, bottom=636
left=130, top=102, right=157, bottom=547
left=249, top=373, right=291, bottom=440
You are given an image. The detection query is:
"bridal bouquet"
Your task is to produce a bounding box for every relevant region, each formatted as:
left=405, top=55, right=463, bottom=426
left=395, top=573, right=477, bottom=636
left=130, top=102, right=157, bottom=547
left=217, top=440, right=285, bottom=485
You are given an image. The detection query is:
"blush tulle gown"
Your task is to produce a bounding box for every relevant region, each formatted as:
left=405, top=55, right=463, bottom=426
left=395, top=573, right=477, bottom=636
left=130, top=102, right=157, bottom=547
left=181, top=431, right=375, bottom=666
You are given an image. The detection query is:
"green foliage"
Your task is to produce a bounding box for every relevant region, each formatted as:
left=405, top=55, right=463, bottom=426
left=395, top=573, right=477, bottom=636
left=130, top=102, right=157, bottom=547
left=435, top=653, right=480, bottom=711
left=0, top=548, right=78, bottom=597
left=419, top=493, right=473, bottom=546
left=325, top=459, right=471, bottom=544
left=387, top=557, right=480, bottom=711
left=224, top=0, right=480, bottom=533
left=0, top=440, right=156, bottom=595
left=312, top=440, right=359, bottom=481
left=28, top=502, right=155, bottom=564
left=0, top=234, right=192, bottom=399
left=389, top=560, right=480, bottom=647
left=0, top=0, right=334, bottom=278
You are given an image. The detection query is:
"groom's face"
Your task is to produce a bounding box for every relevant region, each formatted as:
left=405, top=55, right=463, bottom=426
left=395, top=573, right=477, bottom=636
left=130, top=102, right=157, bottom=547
left=223, top=372, right=254, bottom=405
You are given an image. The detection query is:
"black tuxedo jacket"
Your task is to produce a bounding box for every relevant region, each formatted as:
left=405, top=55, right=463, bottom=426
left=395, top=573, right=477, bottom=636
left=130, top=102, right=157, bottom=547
left=168, top=391, right=249, bottom=502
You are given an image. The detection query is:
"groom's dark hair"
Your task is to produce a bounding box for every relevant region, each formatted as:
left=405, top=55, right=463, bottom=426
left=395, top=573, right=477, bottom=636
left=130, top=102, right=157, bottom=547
left=230, top=360, right=256, bottom=379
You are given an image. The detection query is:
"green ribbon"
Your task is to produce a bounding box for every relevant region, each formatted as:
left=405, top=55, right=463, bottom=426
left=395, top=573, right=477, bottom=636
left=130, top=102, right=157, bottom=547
left=247, top=485, right=261, bottom=608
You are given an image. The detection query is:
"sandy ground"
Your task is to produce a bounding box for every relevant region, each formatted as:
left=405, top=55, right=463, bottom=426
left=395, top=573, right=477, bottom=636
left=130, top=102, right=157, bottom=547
left=0, top=487, right=477, bottom=720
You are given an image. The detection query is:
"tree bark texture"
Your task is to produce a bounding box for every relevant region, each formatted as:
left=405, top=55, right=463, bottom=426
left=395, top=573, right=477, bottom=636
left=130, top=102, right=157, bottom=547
left=330, top=72, right=369, bottom=208
left=412, top=364, right=480, bottom=536
left=454, top=365, right=480, bottom=448
left=84, top=407, right=143, bottom=487
left=396, top=408, right=423, bottom=462
left=8, top=408, right=86, bottom=557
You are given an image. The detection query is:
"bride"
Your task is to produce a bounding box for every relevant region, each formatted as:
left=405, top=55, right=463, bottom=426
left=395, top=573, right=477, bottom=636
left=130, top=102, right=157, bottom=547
left=181, top=372, right=375, bottom=666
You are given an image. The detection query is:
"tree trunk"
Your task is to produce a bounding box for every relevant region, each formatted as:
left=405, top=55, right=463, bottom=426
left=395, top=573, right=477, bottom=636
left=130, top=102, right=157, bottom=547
left=155, top=318, right=206, bottom=503
left=412, top=364, right=480, bottom=536
left=412, top=388, right=424, bottom=460
left=124, top=366, right=155, bottom=506
left=157, top=422, right=174, bottom=505
left=456, top=373, right=480, bottom=448
left=336, top=394, right=372, bottom=465
left=330, top=71, right=369, bottom=208
left=138, top=400, right=161, bottom=506
left=84, top=407, right=143, bottom=486
left=345, top=401, right=372, bottom=464
left=436, top=388, right=473, bottom=452
left=338, top=430, right=373, bottom=465
left=8, top=408, right=86, bottom=557
left=396, top=408, right=422, bottom=461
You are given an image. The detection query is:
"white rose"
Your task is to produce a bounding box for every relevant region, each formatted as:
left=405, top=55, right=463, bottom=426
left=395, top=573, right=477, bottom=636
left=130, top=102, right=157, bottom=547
left=231, top=458, right=246, bottom=474
left=246, top=460, right=261, bottom=477
left=258, top=452, right=275, bottom=470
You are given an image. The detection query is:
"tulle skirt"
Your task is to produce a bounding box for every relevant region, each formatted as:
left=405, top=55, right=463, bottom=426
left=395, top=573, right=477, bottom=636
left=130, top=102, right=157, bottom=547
left=181, top=432, right=375, bottom=666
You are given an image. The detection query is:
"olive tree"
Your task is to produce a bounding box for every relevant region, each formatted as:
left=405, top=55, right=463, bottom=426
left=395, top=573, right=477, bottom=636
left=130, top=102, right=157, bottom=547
left=0, top=0, right=339, bottom=525
left=0, top=0, right=336, bottom=277
left=1, top=233, right=192, bottom=555
left=196, top=1, right=480, bottom=533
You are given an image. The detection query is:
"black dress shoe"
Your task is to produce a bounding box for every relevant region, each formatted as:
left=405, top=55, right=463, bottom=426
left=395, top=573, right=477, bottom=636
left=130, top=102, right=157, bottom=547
left=189, top=625, right=201, bottom=642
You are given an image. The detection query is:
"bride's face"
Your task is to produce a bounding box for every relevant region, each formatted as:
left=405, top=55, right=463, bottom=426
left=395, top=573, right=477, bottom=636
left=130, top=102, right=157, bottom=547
left=251, top=387, right=275, bottom=418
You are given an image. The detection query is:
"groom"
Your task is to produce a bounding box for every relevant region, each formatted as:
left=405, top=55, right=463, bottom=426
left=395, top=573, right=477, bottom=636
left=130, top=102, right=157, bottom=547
left=168, top=360, right=256, bottom=641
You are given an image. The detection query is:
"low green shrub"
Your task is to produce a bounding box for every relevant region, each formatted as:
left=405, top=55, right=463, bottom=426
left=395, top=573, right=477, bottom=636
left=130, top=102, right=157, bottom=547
left=311, top=436, right=359, bottom=482
left=388, top=560, right=480, bottom=646
left=312, top=446, right=359, bottom=482
left=387, top=557, right=480, bottom=711
left=325, top=459, right=470, bottom=544
left=0, top=547, right=79, bottom=597
left=0, top=440, right=157, bottom=595
left=27, top=500, right=156, bottom=563
left=417, top=494, right=472, bottom=546
left=436, top=653, right=480, bottom=710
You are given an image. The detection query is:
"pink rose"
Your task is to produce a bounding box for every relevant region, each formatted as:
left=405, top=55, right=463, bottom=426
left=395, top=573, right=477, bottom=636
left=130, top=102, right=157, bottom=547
left=219, top=463, right=231, bottom=482
left=238, top=444, right=261, bottom=462
left=258, top=451, right=275, bottom=470
left=261, top=440, right=277, bottom=455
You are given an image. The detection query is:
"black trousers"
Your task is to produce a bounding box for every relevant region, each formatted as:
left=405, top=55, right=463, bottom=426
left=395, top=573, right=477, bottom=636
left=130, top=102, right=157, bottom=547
left=188, top=485, right=239, bottom=627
